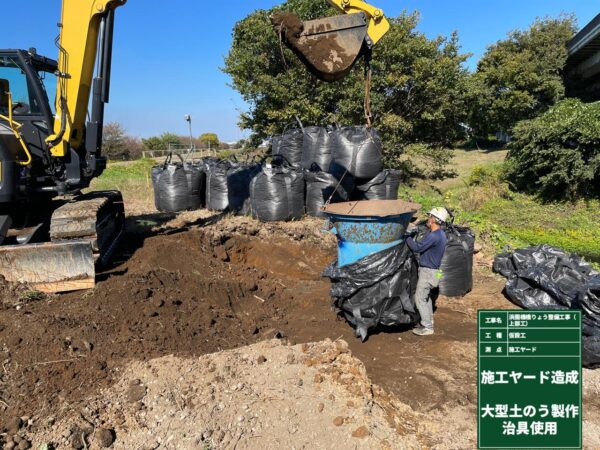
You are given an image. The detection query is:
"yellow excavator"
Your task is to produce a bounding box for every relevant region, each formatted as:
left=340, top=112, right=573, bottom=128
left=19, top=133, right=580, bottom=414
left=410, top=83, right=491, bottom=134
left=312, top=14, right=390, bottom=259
left=0, top=0, right=127, bottom=292
left=0, top=0, right=386, bottom=293
left=272, top=0, right=390, bottom=81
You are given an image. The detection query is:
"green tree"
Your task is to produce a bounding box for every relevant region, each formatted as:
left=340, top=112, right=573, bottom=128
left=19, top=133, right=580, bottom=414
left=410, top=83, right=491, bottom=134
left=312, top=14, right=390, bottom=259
left=506, top=99, right=600, bottom=200
left=141, top=136, right=163, bottom=150
left=159, top=132, right=182, bottom=148
left=223, top=1, right=470, bottom=170
left=142, top=132, right=182, bottom=150
left=199, top=132, right=220, bottom=149
left=469, top=15, right=576, bottom=136
left=102, top=122, right=129, bottom=160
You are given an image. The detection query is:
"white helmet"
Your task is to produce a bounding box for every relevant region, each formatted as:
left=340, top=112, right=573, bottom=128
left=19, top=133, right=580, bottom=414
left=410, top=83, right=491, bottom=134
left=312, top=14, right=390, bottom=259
left=428, top=207, right=449, bottom=224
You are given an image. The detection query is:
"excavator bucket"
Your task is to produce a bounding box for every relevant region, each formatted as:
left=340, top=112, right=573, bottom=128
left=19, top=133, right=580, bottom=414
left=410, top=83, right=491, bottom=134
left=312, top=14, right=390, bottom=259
left=273, top=12, right=369, bottom=81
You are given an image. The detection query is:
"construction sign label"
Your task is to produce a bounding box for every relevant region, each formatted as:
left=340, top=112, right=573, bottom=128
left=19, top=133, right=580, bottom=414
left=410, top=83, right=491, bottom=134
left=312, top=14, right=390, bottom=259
left=478, top=310, right=582, bottom=449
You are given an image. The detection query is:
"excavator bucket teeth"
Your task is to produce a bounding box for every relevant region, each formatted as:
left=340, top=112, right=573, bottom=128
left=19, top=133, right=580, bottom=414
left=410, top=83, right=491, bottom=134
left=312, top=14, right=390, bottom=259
left=0, top=240, right=95, bottom=293
left=273, top=12, right=369, bottom=82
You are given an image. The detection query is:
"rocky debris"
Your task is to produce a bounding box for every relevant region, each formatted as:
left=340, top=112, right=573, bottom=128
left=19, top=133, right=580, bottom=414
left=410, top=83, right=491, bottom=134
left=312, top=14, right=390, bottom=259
left=126, top=383, right=146, bottom=403
left=4, top=416, right=23, bottom=434
left=352, top=426, right=370, bottom=438
left=96, top=428, right=116, bottom=448
left=28, top=339, right=426, bottom=449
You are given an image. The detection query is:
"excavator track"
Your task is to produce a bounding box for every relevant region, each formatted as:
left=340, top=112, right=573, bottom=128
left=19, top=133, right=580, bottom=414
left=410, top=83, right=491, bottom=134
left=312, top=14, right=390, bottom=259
left=0, top=191, right=125, bottom=293
left=50, top=190, right=125, bottom=265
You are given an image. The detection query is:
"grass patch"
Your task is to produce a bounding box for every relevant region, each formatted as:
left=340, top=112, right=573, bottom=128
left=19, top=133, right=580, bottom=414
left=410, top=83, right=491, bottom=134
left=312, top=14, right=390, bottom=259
left=400, top=155, right=600, bottom=268
left=89, top=159, right=156, bottom=213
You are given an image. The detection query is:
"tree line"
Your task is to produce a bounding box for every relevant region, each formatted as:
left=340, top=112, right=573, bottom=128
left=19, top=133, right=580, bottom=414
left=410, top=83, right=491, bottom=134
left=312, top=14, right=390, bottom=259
left=102, top=125, right=240, bottom=161
left=223, top=1, right=600, bottom=200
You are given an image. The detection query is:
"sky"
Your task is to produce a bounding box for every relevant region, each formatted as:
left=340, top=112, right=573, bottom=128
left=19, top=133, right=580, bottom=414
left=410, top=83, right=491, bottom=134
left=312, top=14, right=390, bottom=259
left=4, top=1, right=598, bottom=142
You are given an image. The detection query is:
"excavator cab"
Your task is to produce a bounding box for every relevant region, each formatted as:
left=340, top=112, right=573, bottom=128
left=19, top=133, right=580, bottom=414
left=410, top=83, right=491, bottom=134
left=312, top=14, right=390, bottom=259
left=272, top=0, right=390, bottom=81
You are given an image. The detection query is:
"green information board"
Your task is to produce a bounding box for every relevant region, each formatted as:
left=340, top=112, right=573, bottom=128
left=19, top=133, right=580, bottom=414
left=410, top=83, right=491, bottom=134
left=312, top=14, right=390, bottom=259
left=478, top=310, right=582, bottom=449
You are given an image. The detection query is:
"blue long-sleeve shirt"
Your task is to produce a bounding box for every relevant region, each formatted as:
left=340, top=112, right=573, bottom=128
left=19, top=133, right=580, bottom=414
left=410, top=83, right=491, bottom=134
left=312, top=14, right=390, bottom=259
left=406, top=229, right=447, bottom=269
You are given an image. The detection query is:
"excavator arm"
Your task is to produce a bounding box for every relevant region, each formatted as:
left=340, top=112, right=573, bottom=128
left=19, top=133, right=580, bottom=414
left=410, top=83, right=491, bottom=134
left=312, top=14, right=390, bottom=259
left=272, top=0, right=390, bottom=81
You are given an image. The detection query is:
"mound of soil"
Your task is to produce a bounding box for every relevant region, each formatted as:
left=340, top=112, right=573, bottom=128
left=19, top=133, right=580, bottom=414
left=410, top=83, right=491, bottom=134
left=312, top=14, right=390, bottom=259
left=271, top=12, right=304, bottom=37
left=1, top=214, right=599, bottom=448
left=0, top=227, right=332, bottom=428
left=30, top=339, right=427, bottom=449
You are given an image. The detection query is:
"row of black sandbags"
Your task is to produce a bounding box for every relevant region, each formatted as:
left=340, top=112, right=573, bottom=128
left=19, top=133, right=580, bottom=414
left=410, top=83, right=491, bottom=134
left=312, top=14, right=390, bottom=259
left=493, top=245, right=600, bottom=369
left=273, top=125, right=383, bottom=179
left=152, top=155, right=402, bottom=220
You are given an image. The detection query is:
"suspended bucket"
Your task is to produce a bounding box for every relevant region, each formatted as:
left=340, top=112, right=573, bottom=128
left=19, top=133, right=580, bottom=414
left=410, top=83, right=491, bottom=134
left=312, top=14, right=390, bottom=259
left=323, top=199, right=421, bottom=267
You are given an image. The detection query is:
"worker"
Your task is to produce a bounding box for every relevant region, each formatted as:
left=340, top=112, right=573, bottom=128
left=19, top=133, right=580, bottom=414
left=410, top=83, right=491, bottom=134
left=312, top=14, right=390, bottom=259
left=406, top=207, right=449, bottom=336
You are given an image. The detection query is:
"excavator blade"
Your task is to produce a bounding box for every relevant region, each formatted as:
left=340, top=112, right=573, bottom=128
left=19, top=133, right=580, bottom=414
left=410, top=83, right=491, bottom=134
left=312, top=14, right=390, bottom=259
left=0, top=190, right=125, bottom=293
left=0, top=240, right=95, bottom=293
left=273, top=12, right=369, bottom=82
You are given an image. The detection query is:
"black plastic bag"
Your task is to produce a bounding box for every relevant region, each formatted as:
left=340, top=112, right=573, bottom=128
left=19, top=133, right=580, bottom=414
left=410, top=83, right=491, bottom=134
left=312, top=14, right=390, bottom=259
left=493, top=245, right=600, bottom=368
left=250, top=164, right=304, bottom=222
left=583, top=335, right=600, bottom=369
left=205, top=160, right=234, bottom=211
left=494, top=245, right=598, bottom=310
left=152, top=161, right=204, bottom=213
left=323, top=244, right=419, bottom=341
left=227, top=163, right=261, bottom=215
left=273, top=128, right=303, bottom=168
left=439, top=226, right=475, bottom=297
left=579, top=276, right=600, bottom=336
left=353, top=169, right=401, bottom=200
left=305, top=170, right=350, bottom=217
left=329, top=126, right=383, bottom=179
left=301, top=126, right=333, bottom=171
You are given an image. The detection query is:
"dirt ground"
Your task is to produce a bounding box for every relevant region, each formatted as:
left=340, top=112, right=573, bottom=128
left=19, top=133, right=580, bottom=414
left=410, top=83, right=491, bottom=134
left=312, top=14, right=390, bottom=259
left=0, top=211, right=599, bottom=449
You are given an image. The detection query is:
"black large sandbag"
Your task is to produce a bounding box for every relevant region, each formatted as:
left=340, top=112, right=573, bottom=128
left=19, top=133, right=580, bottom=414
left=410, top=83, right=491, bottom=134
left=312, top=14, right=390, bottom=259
left=227, top=163, right=261, bottom=215
left=493, top=245, right=600, bottom=368
left=205, top=159, right=234, bottom=211
left=152, top=162, right=203, bottom=213
left=186, top=163, right=205, bottom=210
left=323, top=244, right=419, bottom=341
left=354, top=169, right=401, bottom=200
left=439, top=226, right=475, bottom=297
left=329, top=126, right=383, bottom=179
left=503, top=276, right=567, bottom=310
left=151, top=165, right=162, bottom=210
left=250, top=165, right=304, bottom=221
left=411, top=222, right=475, bottom=297
left=301, top=126, right=333, bottom=171
left=271, top=136, right=281, bottom=155
left=494, top=245, right=598, bottom=310
left=273, top=128, right=303, bottom=168
left=583, top=335, right=600, bottom=369
left=578, top=276, right=600, bottom=335
left=305, top=170, right=350, bottom=217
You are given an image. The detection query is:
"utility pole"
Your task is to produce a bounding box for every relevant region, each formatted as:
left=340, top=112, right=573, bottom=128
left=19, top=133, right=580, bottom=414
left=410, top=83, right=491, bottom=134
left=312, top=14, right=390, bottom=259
left=184, top=114, right=193, bottom=150
left=184, top=114, right=193, bottom=161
